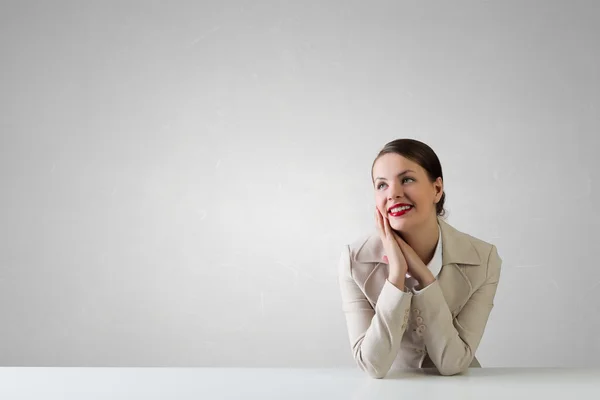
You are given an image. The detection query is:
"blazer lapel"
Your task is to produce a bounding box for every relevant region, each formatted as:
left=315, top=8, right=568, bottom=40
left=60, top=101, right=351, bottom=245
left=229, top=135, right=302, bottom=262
left=353, top=232, right=387, bottom=306
left=436, top=218, right=482, bottom=314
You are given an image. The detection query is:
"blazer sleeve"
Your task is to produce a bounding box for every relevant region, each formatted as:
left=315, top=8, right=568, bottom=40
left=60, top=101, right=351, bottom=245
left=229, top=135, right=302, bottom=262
left=337, top=244, right=413, bottom=379
left=411, top=244, right=502, bottom=376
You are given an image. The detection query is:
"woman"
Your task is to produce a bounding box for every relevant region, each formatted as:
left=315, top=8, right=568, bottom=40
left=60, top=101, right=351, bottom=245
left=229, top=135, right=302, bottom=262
left=337, top=138, right=502, bottom=378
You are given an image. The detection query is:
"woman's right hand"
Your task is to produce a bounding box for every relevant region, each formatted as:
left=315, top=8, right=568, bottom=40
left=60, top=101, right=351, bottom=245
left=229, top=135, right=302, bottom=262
left=375, top=207, right=408, bottom=289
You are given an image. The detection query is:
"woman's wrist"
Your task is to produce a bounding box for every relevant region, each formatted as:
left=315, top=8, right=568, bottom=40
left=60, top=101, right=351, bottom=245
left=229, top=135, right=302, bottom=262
left=415, top=270, right=436, bottom=288
left=388, top=271, right=407, bottom=291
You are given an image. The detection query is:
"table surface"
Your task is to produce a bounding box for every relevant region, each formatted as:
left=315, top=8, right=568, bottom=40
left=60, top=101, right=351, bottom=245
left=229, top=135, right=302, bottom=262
left=1, top=367, right=599, bottom=399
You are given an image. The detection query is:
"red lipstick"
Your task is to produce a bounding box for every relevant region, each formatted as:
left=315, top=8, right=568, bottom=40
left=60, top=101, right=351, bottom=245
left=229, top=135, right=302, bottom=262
left=388, top=203, right=414, bottom=217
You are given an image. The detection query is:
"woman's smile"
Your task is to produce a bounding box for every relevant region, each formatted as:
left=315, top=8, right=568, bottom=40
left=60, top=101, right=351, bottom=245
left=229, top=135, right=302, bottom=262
left=389, top=206, right=414, bottom=217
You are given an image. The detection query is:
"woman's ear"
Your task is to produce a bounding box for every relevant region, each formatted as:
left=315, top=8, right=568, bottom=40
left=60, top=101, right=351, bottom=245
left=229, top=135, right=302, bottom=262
left=433, top=177, right=443, bottom=201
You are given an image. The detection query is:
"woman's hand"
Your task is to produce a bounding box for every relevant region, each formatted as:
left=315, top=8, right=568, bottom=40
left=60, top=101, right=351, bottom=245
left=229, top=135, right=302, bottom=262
left=393, top=234, right=436, bottom=289
left=375, top=208, right=408, bottom=290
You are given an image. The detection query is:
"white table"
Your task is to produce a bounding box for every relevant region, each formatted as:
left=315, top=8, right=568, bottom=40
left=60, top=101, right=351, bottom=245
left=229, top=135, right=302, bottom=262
left=0, top=367, right=598, bottom=399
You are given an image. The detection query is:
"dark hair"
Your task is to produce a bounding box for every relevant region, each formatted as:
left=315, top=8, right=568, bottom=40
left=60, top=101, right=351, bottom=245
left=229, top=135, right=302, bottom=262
left=371, top=138, right=446, bottom=218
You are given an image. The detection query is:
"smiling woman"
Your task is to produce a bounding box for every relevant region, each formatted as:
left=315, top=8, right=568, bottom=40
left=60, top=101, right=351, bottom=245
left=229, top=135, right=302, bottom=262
left=337, top=138, right=502, bottom=378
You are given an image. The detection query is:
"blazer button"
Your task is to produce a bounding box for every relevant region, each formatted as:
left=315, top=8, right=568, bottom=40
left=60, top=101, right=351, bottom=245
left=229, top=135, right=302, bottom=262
left=416, top=324, right=426, bottom=336
left=416, top=316, right=424, bottom=324
left=413, top=308, right=420, bottom=316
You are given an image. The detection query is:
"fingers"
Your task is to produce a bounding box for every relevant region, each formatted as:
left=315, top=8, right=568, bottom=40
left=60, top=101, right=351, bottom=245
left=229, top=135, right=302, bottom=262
left=382, top=211, right=391, bottom=238
left=376, top=208, right=386, bottom=233
left=393, top=232, right=410, bottom=255
left=376, top=207, right=395, bottom=242
left=394, top=233, right=409, bottom=251
left=392, top=234, right=418, bottom=266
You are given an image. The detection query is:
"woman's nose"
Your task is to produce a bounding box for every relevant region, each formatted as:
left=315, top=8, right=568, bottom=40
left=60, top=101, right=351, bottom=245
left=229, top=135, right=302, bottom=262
left=388, top=185, right=404, bottom=200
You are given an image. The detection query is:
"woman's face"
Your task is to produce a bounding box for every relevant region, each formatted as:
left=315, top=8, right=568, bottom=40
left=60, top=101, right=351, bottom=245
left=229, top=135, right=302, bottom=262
left=372, top=153, right=443, bottom=233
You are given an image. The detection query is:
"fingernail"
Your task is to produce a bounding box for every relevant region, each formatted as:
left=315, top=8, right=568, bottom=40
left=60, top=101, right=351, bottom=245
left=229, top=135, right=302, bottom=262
left=382, top=255, right=389, bottom=263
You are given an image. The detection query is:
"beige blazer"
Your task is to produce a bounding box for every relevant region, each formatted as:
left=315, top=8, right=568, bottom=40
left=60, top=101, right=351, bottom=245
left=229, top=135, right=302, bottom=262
left=337, top=217, right=502, bottom=378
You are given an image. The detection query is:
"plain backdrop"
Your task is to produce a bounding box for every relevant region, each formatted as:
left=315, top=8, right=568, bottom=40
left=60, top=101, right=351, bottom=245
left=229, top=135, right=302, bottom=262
left=1, top=0, right=599, bottom=367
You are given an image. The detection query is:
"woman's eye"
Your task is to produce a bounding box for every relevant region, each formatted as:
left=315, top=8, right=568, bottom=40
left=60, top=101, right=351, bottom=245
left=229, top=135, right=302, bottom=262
left=377, top=178, right=413, bottom=189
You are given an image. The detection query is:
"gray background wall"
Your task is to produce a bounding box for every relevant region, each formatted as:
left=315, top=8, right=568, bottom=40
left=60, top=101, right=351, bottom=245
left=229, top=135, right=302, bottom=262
left=1, top=0, right=599, bottom=367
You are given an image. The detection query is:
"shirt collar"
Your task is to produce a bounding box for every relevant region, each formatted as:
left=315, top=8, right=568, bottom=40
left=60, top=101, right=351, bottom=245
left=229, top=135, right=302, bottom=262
left=427, top=222, right=443, bottom=277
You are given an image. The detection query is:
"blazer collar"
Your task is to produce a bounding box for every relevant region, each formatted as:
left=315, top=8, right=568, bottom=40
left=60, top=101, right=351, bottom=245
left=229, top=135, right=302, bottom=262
left=353, top=217, right=481, bottom=266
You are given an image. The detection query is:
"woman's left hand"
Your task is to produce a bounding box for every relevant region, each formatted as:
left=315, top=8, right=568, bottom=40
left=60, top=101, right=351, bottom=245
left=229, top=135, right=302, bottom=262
left=394, top=235, right=436, bottom=289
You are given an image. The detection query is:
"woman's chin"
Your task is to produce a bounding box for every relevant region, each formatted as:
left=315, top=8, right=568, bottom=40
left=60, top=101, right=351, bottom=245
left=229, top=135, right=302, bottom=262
left=390, top=214, right=420, bottom=231
left=390, top=220, right=409, bottom=232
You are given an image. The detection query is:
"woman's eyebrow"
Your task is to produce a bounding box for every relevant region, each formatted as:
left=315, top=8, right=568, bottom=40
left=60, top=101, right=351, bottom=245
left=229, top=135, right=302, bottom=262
left=375, top=169, right=415, bottom=181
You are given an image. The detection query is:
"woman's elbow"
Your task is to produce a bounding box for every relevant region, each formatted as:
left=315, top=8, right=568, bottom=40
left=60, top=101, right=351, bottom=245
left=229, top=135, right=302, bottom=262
left=360, top=364, right=387, bottom=379
left=354, top=352, right=389, bottom=379
left=438, top=364, right=469, bottom=376
left=437, top=349, right=474, bottom=376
